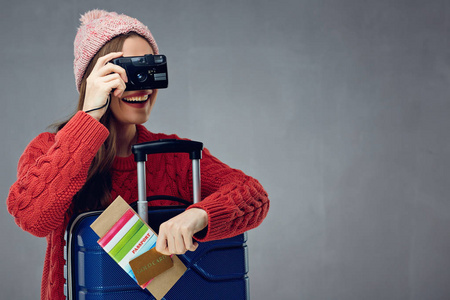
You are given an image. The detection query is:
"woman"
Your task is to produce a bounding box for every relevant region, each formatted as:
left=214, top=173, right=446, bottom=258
left=7, top=10, right=269, bottom=299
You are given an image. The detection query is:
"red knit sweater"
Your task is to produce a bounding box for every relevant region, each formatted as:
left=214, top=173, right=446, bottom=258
left=7, top=111, right=269, bottom=300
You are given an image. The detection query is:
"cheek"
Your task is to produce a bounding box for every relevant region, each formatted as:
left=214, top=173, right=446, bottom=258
left=109, top=96, right=127, bottom=118
left=149, top=90, right=158, bottom=107
left=109, top=96, right=120, bottom=112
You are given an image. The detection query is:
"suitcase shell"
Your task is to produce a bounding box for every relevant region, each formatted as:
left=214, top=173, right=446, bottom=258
left=64, top=140, right=250, bottom=299
left=64, top=206, right=249, bottom=300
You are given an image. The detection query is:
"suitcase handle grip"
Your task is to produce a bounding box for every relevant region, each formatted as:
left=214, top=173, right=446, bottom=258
left=132, top=139, right=203, bottom=162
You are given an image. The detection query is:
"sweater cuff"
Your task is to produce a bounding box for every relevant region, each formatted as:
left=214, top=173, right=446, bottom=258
left=188, top=197, right=231, bottom=242
left=58, top=111, right=109, bottom=151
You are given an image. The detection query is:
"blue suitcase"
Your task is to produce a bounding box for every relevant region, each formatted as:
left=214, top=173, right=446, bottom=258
left=64, top=140, right=250, bottom=299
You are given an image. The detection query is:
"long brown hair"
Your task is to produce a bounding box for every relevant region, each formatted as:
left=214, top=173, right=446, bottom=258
left=55, top=32, right=139, bottom=213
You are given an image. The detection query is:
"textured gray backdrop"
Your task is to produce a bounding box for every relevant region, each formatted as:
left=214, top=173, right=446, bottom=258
left=2, top=0, right=450, bottom=299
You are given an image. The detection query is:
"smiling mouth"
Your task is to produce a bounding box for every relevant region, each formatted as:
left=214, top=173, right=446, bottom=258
left=122, top=95, right=149, bottom=103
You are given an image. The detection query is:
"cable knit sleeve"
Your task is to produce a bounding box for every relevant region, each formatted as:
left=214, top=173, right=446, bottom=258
left=188, top=148, right=270, bottom=242
left=6, top=111, right=109, bottom=237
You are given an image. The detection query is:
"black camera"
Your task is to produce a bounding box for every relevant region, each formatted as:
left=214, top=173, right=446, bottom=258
left=111, top=54, right=168, bottom=91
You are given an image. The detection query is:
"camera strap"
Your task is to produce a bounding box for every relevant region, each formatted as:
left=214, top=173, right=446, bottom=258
left=84, top=95, right=110, bottom=114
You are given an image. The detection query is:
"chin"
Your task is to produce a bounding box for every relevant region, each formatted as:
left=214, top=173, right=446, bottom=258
left=128, top=115, right=150, bottom=125
left=112, top=112, right=151, bottom=126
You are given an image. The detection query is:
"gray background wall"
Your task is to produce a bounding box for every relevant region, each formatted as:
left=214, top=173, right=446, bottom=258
left=1, top=0, right=450, bottom=299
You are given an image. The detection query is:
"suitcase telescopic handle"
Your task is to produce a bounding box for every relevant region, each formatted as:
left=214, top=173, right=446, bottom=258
left=132, top=139, right=204, bottom=222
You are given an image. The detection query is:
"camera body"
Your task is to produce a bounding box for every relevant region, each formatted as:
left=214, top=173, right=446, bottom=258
left=111, top=54, right=168, bottom=91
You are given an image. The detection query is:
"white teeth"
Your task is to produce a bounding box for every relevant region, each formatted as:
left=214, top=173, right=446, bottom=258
left=123, top=95, right=149, bottom=102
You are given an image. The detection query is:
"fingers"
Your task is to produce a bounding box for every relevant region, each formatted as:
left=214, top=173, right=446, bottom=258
left=102, top=73, right=127, bottom=98
left=156, top=230, right=169, bottom=255
left=94, top=52, right=123, bottom=72
left=89, top=51, right=128, bottom=95
left=155, top=223, right=198, bottom=255
left=94, top=52, right=127, bottom=83
left=155, top=209, right=208, bottom=255
left=97, top=62, right=128, bottom=83
left=156, top=223, right=192, bottom=255
left=183, top=237, right=198, bottom=252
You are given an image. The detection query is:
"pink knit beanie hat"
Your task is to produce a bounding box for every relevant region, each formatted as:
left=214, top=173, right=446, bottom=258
left=74, top=9, right=159, bottom=91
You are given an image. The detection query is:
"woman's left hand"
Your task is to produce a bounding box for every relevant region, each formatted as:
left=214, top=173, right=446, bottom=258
left=155, top=208, right=208, bottom=255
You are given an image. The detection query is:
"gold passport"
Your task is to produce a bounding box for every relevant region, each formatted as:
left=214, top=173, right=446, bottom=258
left=129, top=248, right=174, bottom=285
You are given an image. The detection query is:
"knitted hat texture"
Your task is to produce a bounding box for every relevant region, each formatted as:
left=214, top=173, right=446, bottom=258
left=74, top=9, right=159, bottom=91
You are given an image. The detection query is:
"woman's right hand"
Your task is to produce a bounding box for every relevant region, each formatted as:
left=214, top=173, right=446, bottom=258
left=83, top=52, right=128, bottom=120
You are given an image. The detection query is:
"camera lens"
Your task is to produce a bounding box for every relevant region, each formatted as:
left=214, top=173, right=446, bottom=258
left=136, top=72, right=148, bottom=82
